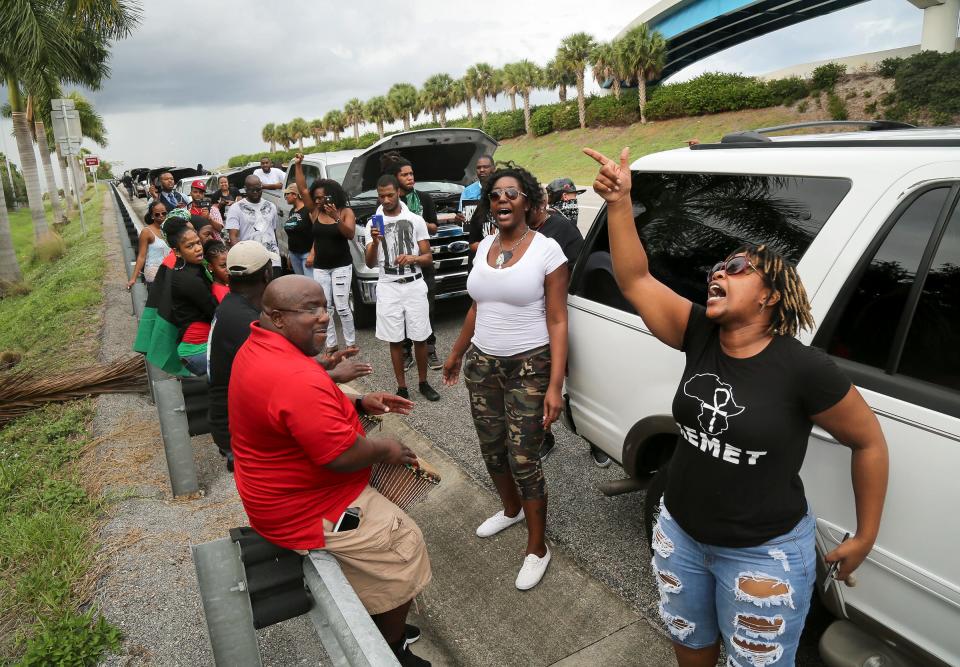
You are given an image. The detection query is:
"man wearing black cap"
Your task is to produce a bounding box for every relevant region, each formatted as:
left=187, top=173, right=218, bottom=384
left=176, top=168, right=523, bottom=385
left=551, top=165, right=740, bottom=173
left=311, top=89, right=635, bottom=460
left=545, top=177, right=586, bottom=225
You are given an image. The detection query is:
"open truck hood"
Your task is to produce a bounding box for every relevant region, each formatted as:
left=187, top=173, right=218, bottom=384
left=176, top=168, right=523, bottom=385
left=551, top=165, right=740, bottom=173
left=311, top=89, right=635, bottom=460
left=340, top=128, right=498, bottom=199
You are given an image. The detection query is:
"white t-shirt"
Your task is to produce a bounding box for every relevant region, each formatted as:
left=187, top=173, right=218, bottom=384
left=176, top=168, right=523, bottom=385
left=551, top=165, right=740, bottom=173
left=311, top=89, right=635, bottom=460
left=365, top=202, right=431, bottom=283
left=253, top=167, right=285, bottom=186
left=224, top=199, right=281, bottom=266
left=468, top=233, right=567, bottom=357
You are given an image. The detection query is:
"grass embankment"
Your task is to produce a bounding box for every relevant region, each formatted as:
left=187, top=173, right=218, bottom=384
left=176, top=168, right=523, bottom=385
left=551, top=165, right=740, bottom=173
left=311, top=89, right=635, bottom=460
left=495, top=106, right=805, bottom=184
left=0, top=185, right=123, bottom=665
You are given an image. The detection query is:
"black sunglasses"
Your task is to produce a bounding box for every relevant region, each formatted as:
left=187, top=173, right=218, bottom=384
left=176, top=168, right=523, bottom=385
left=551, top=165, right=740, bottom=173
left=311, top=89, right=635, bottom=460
left=487, top=187, right=527, bottom=201
left=707, top=256, right=760, bottom=283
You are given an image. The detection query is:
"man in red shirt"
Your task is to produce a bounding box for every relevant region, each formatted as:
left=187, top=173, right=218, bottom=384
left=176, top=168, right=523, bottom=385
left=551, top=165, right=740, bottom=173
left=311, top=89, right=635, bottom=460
left=229, top=275, right=432, bottom=666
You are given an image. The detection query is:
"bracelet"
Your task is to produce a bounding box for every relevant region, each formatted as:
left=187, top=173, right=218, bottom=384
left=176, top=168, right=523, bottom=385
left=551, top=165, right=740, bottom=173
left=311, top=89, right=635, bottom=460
left=354, top=395, right=366, bottom=415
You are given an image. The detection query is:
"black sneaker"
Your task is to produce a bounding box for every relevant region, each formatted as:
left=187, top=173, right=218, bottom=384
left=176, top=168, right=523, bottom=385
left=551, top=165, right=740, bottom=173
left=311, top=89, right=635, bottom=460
left=418, top=381, right=440, bottom=402
left=540, top=431, right=556, bottom=463
left=396, top=386, right=410, bottom=399
left=427, top=349, right=442, bottom=370
left=225, top=452, right=234, bottom=473
left=404, top=623, right=421, bottom=645
left=403, top=351, right=415, bottom=371
left=590, top=445, right=611, bottom=468
left=394, top=643, right=430, bottom=667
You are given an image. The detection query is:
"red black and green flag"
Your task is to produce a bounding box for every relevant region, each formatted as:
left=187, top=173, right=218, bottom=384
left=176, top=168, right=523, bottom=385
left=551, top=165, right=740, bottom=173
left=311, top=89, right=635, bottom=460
left=133, top=256, right=192, bottom=377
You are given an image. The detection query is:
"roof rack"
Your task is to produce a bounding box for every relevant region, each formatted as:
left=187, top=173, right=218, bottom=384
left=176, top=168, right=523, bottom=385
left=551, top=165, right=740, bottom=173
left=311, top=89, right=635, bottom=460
left=719, top=120, right=916, bottom=144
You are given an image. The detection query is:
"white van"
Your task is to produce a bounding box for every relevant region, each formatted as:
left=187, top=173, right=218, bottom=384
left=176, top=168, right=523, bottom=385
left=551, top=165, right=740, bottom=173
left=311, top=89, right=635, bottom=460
left=563, top=122, right=960, bottom=666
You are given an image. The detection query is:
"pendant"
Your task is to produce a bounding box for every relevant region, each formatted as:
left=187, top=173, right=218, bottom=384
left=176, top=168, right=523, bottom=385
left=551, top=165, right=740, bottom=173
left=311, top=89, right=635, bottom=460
left=496, top=252, right=506, bottom=267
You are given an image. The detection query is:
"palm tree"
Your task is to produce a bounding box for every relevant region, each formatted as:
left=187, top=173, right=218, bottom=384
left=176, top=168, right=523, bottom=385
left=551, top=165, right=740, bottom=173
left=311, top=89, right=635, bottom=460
left=261, top=123, right=276, bottom=152
left=591, top=41, right=623, bottom=99
left=274, top=122, right=291, bottom=150
left=421, top=73, right=455, bottom=128
left=542, top=58, right=575, bottom=103
left=289, top=117, right=308, bottom=150
left=323, top=110, right=346, bottom=142
left=471, top=63, right=497, bottom=127
left=556, top=32, right=597, bottom=129
left=450, top=79, right=468, bottom=122
left=512, top=60, right=542, bottom=136
left=1, top=0, right=139, bottom=243
left=620, top=25, right=667, bottom=124
left=500, top=64, right=520, bottom=111
left=365, top=96, right=393, bottom=139
left=387, top=83, right=420, bottom=131
left=308, top=117, right=325, bottom=145
left=343, top=98, right=365, bottom=141
left=461, top=71, right=478, bottom=121
left=0, top=167, right=18, bottom=282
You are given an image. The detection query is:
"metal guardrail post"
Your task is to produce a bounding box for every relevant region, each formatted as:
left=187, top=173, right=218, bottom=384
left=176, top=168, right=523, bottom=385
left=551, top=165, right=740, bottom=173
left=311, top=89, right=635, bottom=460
left=153, top=377, right=200, bottom=497
left=192, top=538, right=263, bottom=667
left=303, top=552, right=400, bottom=667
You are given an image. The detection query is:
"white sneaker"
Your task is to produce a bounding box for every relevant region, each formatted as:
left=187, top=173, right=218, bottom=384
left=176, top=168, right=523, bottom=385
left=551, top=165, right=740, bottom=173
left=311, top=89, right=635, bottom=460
left=475, top=509, right=525, bottom=538
left=515, top=547, right=551, bottom=590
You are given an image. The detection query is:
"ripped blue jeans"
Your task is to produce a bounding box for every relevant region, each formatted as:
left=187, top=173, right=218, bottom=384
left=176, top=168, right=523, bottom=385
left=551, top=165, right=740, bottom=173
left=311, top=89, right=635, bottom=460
left=652, top=500, right=815, bottom=666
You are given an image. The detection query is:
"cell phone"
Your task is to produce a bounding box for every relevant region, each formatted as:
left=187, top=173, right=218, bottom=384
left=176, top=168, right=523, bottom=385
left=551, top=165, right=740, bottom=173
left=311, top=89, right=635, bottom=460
left=199, top=198, right=211, bottom=209
left=822, top=531, right=850, bottom=593
left=371, top=214, right=385, bottom=235
left=334, top=507, right=361, bottom=532
left=324, top=195, right=335, bottom=204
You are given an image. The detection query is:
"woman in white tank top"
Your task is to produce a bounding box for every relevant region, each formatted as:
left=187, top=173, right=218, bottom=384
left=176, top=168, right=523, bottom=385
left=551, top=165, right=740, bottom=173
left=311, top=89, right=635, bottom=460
left=128, top=201, right=171, bottom=289
left=443, top=164, right=569, bottom=591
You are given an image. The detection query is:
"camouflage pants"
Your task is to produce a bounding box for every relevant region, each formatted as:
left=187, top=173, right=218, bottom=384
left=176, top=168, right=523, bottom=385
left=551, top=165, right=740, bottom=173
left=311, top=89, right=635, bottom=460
left=463, top=344, right=551, bottom=500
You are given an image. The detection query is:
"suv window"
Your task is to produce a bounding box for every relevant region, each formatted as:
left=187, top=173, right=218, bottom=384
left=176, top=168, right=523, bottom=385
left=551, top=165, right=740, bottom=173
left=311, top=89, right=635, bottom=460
left=815, top=183, right=960, bottom=415
left=288, top=164, right=320, bottom=190
left=824, top=187, right=950, bottom=368
left=571, top=172, right=850, bottom=310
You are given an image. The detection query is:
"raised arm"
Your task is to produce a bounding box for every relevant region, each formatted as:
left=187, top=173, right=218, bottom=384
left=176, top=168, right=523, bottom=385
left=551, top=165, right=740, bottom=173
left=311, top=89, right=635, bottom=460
left=294, top=154, right=315, bottom=213
left=583, top=147, right=692, bottom=350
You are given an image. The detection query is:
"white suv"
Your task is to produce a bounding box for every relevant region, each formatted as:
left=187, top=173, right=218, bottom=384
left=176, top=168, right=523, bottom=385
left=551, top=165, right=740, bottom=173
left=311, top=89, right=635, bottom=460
left=563, top=122, right=960, bottom=666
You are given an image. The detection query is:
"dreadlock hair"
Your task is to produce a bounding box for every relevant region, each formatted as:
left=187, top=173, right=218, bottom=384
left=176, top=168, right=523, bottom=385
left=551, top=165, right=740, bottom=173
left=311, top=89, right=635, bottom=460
left=308, top=178, right=348, bottom=210
left=203, top=239, right=228, bottom=264
left=379, top=150, right=412, bottom=177
left=734, top=243, right=814, bottom=337
left=476, top=161, right=544, bottom=226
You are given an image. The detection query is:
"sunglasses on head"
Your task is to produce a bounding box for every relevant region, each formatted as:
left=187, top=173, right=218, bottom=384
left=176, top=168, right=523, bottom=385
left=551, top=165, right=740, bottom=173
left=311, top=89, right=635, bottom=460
left=487, top=187, right=526, bottom=202
left=707, top=255, right=760, bottom=283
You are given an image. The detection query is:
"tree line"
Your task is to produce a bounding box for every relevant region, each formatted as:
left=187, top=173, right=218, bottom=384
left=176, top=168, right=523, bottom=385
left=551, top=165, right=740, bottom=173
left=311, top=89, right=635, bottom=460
left=0, top=1, right=135, bottom=286
left=260, top=26, right=667, bottom=151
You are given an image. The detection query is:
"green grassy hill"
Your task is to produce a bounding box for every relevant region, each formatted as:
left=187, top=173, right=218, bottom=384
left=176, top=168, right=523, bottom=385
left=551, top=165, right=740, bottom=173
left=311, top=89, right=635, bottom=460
left=495, top=106, right=808, bottom=185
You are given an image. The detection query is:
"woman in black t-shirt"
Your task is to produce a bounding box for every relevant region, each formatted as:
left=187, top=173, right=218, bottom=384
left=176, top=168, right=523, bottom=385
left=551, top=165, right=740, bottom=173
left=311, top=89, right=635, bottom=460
left=585, top=147, right=888, bottom=667
left=294, top=153, right=358, bottom=354
left=211, top=176, right=240, bottom=220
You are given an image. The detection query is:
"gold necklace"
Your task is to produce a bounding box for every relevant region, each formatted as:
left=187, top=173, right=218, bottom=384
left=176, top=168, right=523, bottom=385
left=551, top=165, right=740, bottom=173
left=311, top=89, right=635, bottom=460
left=495, top=228, right=530, bottom=268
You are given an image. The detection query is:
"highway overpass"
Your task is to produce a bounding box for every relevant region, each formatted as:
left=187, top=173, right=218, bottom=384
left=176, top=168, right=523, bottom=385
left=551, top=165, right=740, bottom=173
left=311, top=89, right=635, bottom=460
left=619, top=0, right=960, bottom=80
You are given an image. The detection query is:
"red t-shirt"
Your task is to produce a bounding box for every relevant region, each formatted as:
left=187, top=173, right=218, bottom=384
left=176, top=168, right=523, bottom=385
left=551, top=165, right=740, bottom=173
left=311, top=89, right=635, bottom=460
left=212, top=282, right=229, bottom=303
left=229, top=323, right=369, bottom=549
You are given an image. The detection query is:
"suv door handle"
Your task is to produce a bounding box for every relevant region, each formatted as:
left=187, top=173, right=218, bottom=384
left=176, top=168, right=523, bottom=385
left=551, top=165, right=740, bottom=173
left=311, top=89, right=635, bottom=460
left=811, top=426, right=839, bottom=445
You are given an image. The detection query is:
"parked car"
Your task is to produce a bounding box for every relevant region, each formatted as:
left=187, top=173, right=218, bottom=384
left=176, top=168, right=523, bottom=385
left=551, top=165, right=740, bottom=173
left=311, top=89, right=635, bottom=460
left=130, top=167, right=149, bottom=198
left=270, top=129, right=496, bottom=326
left=562, top=122, right=960, bottom=666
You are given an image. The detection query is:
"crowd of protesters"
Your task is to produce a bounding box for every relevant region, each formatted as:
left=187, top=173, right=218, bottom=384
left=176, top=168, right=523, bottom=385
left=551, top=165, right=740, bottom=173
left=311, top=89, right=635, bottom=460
left=127, top=147, right=887, bottom=666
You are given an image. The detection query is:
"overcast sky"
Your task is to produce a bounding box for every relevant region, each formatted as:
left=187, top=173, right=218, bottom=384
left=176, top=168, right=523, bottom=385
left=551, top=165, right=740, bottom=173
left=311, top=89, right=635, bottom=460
left=0, top=0, right=929, bottom=175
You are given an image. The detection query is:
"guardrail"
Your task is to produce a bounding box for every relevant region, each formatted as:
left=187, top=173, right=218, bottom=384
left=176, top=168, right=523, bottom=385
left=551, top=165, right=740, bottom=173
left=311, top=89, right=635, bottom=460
left=110, top=184, right=200, bottom=497
left=192, top=533, right=399, bottom=666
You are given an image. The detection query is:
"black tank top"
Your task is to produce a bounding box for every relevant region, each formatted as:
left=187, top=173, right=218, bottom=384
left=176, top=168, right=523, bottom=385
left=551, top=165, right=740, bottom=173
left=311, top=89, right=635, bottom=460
left=312, top=218, right=353, bottom=269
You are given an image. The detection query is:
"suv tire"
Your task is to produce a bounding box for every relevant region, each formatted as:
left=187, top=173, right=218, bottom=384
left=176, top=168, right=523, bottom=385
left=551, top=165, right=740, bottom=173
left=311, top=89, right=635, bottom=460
left=351, top=278, right=376, bottom=329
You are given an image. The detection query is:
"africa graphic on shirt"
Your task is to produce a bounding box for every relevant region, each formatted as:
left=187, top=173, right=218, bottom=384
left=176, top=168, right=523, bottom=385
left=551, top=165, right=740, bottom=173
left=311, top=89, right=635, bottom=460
left=683, top=373, right=745, bottom=435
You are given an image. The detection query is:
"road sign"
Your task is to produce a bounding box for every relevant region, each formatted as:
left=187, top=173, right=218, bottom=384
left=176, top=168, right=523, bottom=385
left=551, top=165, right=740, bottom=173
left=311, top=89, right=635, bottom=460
left=50, top=99, right=82, bottom=156
left=84, top=156, right=100, bottom=167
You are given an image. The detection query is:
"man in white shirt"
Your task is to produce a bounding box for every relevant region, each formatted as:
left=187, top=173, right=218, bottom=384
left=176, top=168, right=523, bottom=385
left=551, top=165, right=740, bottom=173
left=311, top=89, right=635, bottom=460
left=253, top=157, right=286, bottom=191
left=225, top=176, right=282, bottom=267
left=364, top=174, right=440, bottom=402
